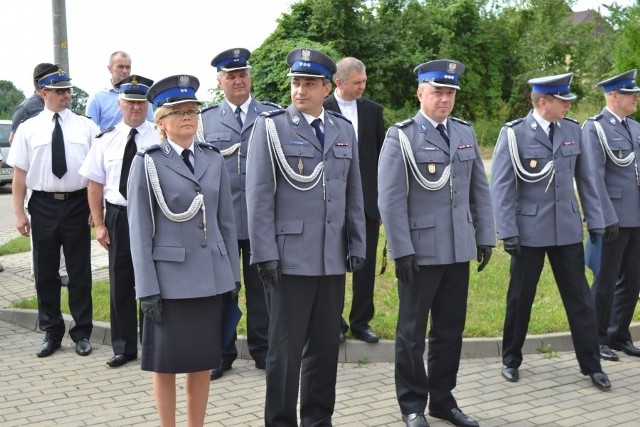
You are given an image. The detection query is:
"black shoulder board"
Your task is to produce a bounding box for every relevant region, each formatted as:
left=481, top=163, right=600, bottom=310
left=564, top=117, right=579, bottom=124
left=136, top=144, right=160, bottom=157
left=261, top=101, right=281, bottom=109
left=259, top=109, right=286, bottom=117
left=505, top=118, right=524, bottom=127
left=326, top=109, right=351, bottom=123
left=197, top=142, right=220, bottom=153
left=200, top=104, right=219, bottom=114
left=450, top=116, right=470, bottom=126
left=96, top=127, right=115, bottom=138
left=393, top=118, right=414, bottom=128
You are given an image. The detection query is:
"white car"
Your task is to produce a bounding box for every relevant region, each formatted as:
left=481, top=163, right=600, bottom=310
left=0, top=119, right=13, bottom=185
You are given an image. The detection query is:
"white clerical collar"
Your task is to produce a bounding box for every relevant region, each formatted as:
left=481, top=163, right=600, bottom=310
left=335, top=92, right=356, bottom=107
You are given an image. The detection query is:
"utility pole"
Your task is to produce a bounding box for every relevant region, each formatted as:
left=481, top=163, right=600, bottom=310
left=52, top=0, right=69, bottom=73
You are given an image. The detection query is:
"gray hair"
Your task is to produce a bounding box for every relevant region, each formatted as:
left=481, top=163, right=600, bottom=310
left=334, top=57, right=366, bottom=82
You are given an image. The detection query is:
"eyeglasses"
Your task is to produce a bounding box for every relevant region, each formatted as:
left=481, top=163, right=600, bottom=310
left=160, top=109, right=200, bottom=119
left=44, top=88, right=72, bottom=95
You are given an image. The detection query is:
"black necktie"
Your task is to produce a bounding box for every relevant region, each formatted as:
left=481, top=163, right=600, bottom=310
left=310, top=118, right=324, bottom=148
left=235, top=106, right=243, bottom=128
left=119, top=128, right=138, bottom=199
left=182, top=149, right=194, bottom=174
left=51, top=113, right=67, bottom=178
left=548, top=122, right=555, bottom=143
left=436, top=123, right=449, bottom=146
left=622, top=119, right=632, bottom=139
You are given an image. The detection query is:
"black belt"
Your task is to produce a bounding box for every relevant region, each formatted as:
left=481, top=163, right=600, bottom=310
left=106, top=201, right=127, bottom=211
left=32, top=188, right=87, bottom=201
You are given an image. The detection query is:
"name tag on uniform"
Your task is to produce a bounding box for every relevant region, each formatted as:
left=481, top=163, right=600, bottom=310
left=420, top=146, right=437, bottom=151
left=288, top=140, right=308, bottom=145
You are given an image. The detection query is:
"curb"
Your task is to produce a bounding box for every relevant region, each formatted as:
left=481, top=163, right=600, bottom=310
left=5, top=307, right=639, bottom=363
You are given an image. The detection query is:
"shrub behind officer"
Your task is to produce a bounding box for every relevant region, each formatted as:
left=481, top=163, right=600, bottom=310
left=490, top=73, right=611, bottom=391
left=79, top=75, right=159, bottom=368
left=127, top=74, right=240, bottom=426
left=378, top=59, right=494, bottom=427
left=246, top=47, right=365, bottom=427
left=199, top=48, right=276, bottom=379
left=582, top=69, right=640, bottom=361
left=8, top=64, right=98, bottom=358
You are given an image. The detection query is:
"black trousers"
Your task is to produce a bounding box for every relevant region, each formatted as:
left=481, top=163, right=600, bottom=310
left=105, top=203, right=140, bottom=356
left=221, top=239, right=269, bottom=365
left=265, top=274, right=344, bottom=427
left=600, top=227, right=640, bottom=343
left=29, top=194, right=92, bottom=342
left=342, top=216, right=379, bottom=333
left=502, top=244, right=601, bottom=374
left=395, top=262, right=469, bottom=415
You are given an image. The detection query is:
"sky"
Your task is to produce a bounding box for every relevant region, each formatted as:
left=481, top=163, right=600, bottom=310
left=1, top=0, right=635, bottom=99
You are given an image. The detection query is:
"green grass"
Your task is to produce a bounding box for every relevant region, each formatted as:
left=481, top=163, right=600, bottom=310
left=0, top=236, right=31, bottom=256
left=10, top=229, right=640, bottom=339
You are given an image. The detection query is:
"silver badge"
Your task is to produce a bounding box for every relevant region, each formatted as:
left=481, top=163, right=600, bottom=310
left=178, top=75, right=190, bottom=88
left=233, top=48, right=241, bottom=58
left=420, top=123, right=428, bottom=133
left=298, top=157, right=304, bottom=174
left=301, top=49, right=311, bottom=61
left=610, top=117, right=616, bottom=125
left=447, top=62, right=457, bottom=74
left=292, top=115, right=300, bottom=125
left=163, top=145, right=171, bottom=155
left=328, top=117, right=334, bottom=126
left=531, top=121, right=537, bottom=130
left=220, top=108, right=227, bottom=117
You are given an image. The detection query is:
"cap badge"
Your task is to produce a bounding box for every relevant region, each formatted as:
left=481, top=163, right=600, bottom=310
left=178, top=75, right=190, bottom=88
left=233, top=48, right=241, bottom=58
left=428, top=164, right=436, bottom=174
left=530, top=159, right=538, bottom=168
left=301, top=49, right=312, bottom=61
left=447, top=62, right=457, bottom=74
left=130, top=75, right=139, bottom=85
left=56, top=66, right=65, bottom=76
left=292, top=115, right=300, bottom=125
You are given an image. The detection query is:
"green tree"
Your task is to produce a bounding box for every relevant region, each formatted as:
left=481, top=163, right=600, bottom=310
left=70, top=86, right=89, bottom=115
left=0, top=81, right=26, bottom=119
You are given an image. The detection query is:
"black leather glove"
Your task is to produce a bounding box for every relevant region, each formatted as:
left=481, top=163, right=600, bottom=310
left=589, top=228, right=604, bottom=244
left=257, top=260, right=281, bottom=289
left=233, top=281, right=241, bottom=297
left=140, top=294, right=162, bottom=324
left=503, top=236, right=521, bottom=257
left=604, top=223, right=619, bottom=242
left=395, top=254, right=419, bottom=284
left=476, top=246, right=492, bottom=272
left=349, top=256, right=365, bottom=272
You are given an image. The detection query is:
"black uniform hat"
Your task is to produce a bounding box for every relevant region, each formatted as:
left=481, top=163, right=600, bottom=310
left=211, top=48, right=252, bottom=72
left=413, top=59, right=465, bottom=90
left=527, top=73, right=577, bottom=101
left=286, top=48, right=336, bottom=79
left=596, top=69, right=640, bottom=93
left=115, top=75, right=154, bottom=101
left=146, top=74, right=202, bottom=108
left=34, top=64, right=73, bottom=89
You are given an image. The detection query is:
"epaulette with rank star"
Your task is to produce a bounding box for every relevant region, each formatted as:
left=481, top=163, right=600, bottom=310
left=393, top=118, right=414, bottom=128
left=199, top=104, right=219, bottom=114
left=96, top=127, right=115, bottom=138
left=563, top=117, right=579, bottom=124
left=450, top=116, right=470, bottom=127
left=585, top=114, right=603, bottom=122
left=326, top=109, right=351, bottom=124
left=136, top=144, right=160, bottom=157
left=261, top=101, right=282, bottom=109
left=505, top=118, right=524, bottom=127
left=259, top=109, right=286, bottom=117
left=197, top=141, right=220, bottom=153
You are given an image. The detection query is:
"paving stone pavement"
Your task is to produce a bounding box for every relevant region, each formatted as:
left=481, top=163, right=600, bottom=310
left=2, top=191, right=640, bottom=426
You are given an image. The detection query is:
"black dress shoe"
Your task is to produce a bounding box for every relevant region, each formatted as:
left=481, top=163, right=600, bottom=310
left=36, top=338, right=61, bottom=357
left=210, top=361, right=233, bottom=380
left=353, top=328, right=380, bottom=343
left=429, top=407, right=479, bottom=427
left=402, top=412, right=429, bottom=427
left=599, top=344, right=619, bottom=361
left=339, top=331, right=345, bottom=343
left=582, top=371, right=611, bottom=391
left=106, top=354, right=137, bottom=368
left=75, top=338, right=92, bottom=356
left=501, top=366, right=519, bottom=382
left=254, top=359, right=266, bottom=370
left=610, top=340, right=640, bottom=357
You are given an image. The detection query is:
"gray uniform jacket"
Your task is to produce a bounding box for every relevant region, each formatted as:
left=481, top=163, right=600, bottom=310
left=200, top=98, right=279, bottom=240
left=246, top=105, right=366, bottom=276
left=128, top=140, right=240, bottom=299
left=491, top=110, right=604, bottom=247
left=378, top=112, right=495, bottom=265
left=582, top=108, right=640, bottom=228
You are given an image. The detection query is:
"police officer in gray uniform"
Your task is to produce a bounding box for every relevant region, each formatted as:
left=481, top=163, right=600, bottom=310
left=246, top=48, right=366, bottom=427
left=379, top=59, right=494, bottom=427
left=491, top=73, right=611, bottom=391
left=199, top=48, right=276, bottom=379
left=583, top=69, right=640, bottom=360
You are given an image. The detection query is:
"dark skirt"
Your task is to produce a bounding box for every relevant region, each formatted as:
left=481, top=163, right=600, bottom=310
left=141, top=295, right=222, bottom=373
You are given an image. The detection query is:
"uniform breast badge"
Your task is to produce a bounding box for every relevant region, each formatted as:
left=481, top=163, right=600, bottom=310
left=428, top=164, right=436, bottom=174
left=530, top=159, right=537, bottom=168
left=298, top=157, right=304, bottom=174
